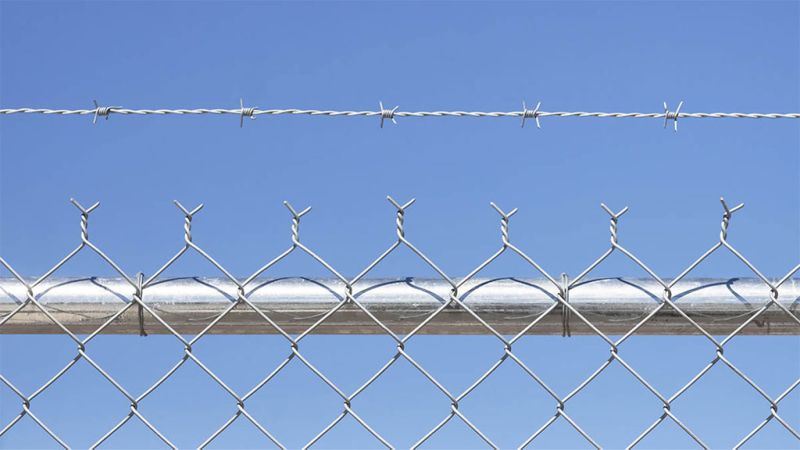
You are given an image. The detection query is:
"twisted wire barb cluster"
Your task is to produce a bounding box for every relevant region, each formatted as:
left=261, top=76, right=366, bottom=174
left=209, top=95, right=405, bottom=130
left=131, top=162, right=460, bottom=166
left=0, top=198, right=799, bottom=449
left=2, top=100, right=800, bottom=130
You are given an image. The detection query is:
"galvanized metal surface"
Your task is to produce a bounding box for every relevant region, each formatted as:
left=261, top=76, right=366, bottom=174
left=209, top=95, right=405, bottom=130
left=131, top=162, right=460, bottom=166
left=1, top=277, right=798, bottom=335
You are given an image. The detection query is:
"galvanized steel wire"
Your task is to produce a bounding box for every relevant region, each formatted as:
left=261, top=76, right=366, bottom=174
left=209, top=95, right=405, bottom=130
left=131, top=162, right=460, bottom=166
left=0, top=197, right=798, bottom=449
left=1, top=100, right=800, bottom=130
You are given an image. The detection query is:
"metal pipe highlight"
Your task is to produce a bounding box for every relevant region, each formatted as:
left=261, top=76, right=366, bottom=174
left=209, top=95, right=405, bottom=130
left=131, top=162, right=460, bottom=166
left=1, top=277, right=797, bottom=335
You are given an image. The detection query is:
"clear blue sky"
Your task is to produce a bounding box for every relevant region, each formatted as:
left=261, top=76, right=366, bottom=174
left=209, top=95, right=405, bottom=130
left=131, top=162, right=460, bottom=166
left=0, top=1, right=798, bottom=448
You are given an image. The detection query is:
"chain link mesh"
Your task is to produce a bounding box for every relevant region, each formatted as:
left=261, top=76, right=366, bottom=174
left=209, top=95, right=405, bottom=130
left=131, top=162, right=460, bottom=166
left=1, top=197, right=798, bottom=449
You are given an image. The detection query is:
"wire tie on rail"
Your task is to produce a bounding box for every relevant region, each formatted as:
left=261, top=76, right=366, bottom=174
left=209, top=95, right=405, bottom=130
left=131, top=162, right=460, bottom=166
left=239, top=98, right=257, bottom=128
left=379, top=101, right=398, bottom=128
left=136, top=272, right=147, bottom=337
left=521, top=101, right=541, bottom=128
left=664, top=100, right=683, bottom=132
left=93, top=100, right=120, bottom=124
left=561, top=273, right=571, bottom=337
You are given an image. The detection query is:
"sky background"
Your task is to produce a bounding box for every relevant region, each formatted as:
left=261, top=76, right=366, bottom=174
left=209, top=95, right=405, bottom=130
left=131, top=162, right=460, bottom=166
left=0, top=1, right=799, bottom=449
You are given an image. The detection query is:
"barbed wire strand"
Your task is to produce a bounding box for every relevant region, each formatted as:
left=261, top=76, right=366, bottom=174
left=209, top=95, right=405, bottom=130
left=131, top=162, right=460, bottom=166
left=1, top=101, right=799, bottom=130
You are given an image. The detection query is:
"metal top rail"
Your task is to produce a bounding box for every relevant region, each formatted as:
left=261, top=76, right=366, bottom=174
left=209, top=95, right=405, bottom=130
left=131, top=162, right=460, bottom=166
left=2, top=277, right=798, bottom=335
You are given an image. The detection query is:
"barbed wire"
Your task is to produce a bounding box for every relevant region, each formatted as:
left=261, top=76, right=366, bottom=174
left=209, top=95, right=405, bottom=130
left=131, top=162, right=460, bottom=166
left=0, top=196, right=798, bottom=449
left=1, top=100, right=799, bottom=130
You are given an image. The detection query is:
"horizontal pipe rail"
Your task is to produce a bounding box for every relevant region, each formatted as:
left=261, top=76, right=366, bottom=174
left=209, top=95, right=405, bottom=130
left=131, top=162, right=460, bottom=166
left=1, top=277, right=798, bottom=335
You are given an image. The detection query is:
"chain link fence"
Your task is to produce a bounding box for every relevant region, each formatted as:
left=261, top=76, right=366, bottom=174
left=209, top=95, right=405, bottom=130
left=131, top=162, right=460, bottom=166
left=1, top=197, right=798, bottom=449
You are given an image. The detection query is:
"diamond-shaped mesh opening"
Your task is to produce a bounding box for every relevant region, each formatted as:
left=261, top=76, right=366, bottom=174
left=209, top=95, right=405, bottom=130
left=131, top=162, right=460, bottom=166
left=619, top=335, right=712, bottom=394
left=137, top=359, right=240, bottom=449
left=297, top=334, right=400, bottom=395
left=350, top=353, right=452, bottom=448
left=722, top=335, right=800, bottom=394
left=188, top=334, right=293, bottom=394
left=29, top=356, right=132, bottom=447
left=510, top=335, right=611, bottom=399
left=0, top=334, right=75, bottom=394
left=405, top=335, right=503, bottom=394
left=676, top=361, right=777, bottom=448
left=85, top=335, right=186, bottom=395
left=566, top=360, right=665, bottom=446
left=457, top=356, right=559, bottom=448
left=234, top=356, right=344, bottom=448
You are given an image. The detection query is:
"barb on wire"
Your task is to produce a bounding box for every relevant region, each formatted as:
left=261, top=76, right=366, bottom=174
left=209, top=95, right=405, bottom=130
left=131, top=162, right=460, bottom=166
left=92, top=100, right=120, bottom=124
left=379, top=101, right=398, bottom=128
left=239, top=98, right=256, bottom=128
left=521, top=100, right=541, bottom=128
left=664, top=101, right=684, bottom=132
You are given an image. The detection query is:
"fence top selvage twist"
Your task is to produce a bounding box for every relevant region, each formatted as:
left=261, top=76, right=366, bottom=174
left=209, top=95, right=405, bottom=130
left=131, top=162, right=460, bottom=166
left=1, top=195, right=799, bottom=450
left=1, top=100, right=800, bottom=130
